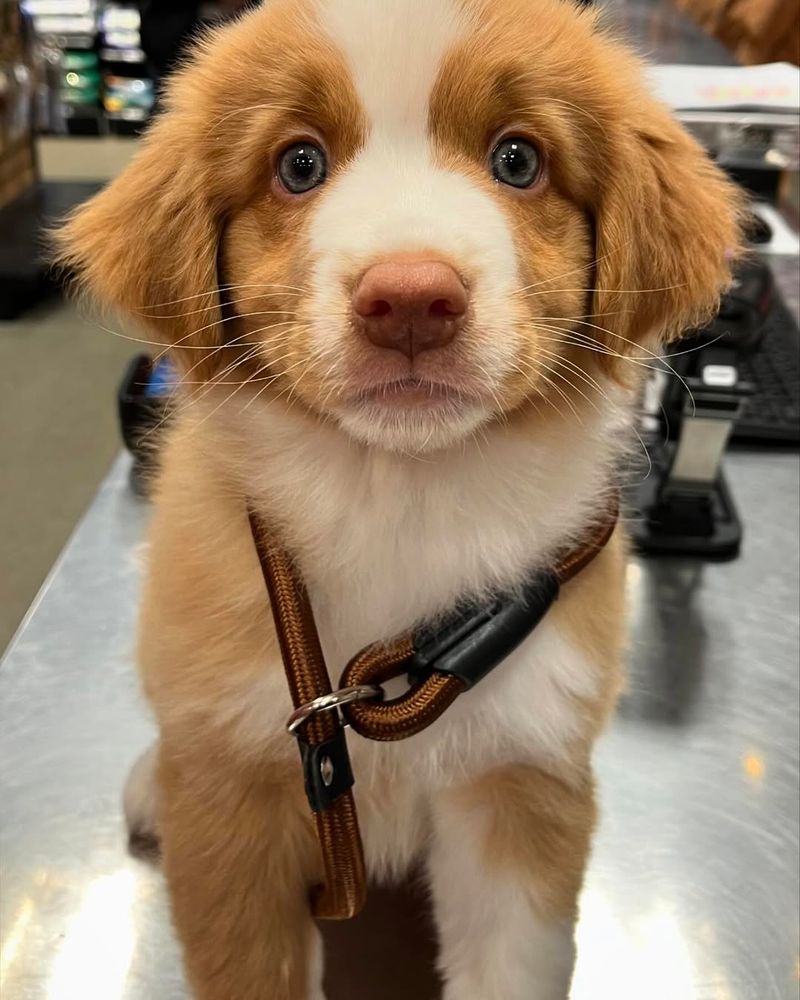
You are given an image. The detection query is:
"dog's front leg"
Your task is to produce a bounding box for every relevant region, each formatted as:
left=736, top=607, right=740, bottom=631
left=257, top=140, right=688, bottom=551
left=157, top=738, right=325, bottom=1000
left=428, top=764, right=596, bottom=1000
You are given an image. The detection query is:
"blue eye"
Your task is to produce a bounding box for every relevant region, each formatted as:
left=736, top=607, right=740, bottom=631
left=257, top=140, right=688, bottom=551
left=278, top=142, right=328, bottom=194
left=491, top=137, right=542, bottom=189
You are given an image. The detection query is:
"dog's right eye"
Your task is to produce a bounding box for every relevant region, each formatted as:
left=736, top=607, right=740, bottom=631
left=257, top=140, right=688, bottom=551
left=277, top=142, right=328, bottom=194
left=490, top=137, right=542, bottom=189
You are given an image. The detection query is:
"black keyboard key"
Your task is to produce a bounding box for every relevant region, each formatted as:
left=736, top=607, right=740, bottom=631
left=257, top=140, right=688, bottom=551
left=733, top=295, right=800, bottom=444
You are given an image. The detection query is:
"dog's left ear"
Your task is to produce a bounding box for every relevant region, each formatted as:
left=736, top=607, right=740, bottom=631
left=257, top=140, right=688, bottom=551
left=592, top=96, right=744, bottom=350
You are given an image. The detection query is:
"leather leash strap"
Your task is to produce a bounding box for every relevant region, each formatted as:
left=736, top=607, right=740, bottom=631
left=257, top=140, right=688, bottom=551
left=249, top=499, right=618, bottom=920
left=248, top=519, right=367, bottom=919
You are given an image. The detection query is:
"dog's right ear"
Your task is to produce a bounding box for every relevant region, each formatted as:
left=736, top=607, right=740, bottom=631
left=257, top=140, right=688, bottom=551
left=52, top=111, right=224, bottom=377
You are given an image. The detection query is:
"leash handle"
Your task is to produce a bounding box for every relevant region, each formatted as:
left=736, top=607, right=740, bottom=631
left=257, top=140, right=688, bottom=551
left=248, top=511, right=367, bottom=920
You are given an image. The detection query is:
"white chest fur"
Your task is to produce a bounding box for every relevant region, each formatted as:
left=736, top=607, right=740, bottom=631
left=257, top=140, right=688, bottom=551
left=212, top=396, right=627, bottom=783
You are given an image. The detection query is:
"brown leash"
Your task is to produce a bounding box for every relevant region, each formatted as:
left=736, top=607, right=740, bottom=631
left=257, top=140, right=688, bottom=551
left=249, top=498, right=619, bottom=920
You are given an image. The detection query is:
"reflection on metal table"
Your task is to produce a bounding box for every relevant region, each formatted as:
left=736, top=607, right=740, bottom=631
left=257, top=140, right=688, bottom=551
left=1, top=436, right=798, bottom=1000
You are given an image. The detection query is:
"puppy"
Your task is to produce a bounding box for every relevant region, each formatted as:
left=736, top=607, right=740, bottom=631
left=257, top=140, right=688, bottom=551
left=56, top=1, right=741, bottom=997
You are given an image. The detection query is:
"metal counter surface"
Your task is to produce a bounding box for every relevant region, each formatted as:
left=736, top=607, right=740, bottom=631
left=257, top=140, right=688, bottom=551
left=1, top=440, right=798, bottom=1000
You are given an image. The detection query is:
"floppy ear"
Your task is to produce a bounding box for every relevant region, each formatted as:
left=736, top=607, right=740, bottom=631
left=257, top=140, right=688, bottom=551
left=592, top=100, right=744, bottom=352
left=53, top=112, right=224, bottom=378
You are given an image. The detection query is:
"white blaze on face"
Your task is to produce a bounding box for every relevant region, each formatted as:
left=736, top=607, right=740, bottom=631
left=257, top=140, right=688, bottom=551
left=319, top=0, right=465, bottom=137
left=309, top=0, right=521, bottom=390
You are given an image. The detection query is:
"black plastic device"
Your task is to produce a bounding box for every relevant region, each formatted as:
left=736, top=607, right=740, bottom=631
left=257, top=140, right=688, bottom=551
left=117, top=353, right=174, bottom=494
left=410, top=571, right=560, bottom=688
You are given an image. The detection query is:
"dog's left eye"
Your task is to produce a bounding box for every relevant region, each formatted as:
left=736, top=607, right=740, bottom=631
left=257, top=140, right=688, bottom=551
left=278, top=142, right=328, bottom=194
left=491, top=137, right=541, bottom=189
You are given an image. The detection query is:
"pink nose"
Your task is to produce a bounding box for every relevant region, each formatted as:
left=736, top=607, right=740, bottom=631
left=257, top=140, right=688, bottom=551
left=353, top=259, right=468, bottom=359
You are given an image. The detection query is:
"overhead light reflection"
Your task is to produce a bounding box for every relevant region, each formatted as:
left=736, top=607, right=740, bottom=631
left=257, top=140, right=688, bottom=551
left=0, top=897, right=35, bottom=980
left=625, top=561, right=643, bottom=598
left=742, top=752, right=766, bottom=782
left=573, top=889, right=696, bottom=999
left=47, top=869, right=138, bottom=1000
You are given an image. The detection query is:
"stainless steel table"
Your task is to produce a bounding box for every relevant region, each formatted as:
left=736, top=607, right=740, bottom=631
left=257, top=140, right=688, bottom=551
left=2, top=432, right=799, bottom=1000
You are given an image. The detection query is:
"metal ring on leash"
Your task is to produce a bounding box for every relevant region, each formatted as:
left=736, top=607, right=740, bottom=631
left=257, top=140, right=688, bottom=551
left=286, top=684, right=384, bottom=735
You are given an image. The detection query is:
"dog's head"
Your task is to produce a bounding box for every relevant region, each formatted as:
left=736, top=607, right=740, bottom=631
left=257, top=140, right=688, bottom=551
left=56, top=0, right=741, bottom=454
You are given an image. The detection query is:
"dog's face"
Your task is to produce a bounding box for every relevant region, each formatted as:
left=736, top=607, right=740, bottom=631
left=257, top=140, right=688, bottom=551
left=58, top=0, right=741, bottom=454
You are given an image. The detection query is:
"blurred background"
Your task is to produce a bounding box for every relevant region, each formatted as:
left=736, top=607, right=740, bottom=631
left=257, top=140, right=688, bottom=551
left=0, top=0, right=250, bottom=650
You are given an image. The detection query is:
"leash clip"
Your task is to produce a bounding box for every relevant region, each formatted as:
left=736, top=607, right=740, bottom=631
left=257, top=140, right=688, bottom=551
left=286, top=684, right=384, bottom=735
left=286, top=686, right=381, bottom=816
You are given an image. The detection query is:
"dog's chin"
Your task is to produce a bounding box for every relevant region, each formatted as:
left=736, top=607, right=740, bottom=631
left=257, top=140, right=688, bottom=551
left=332, top=382, right=490, bottom=454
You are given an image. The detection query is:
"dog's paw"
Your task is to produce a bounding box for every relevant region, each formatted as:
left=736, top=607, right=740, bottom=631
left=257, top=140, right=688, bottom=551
left=123, top=743, right=161, bottom=860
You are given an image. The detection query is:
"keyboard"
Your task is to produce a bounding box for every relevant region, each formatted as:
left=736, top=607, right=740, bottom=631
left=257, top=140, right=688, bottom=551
left=733, top=294, right=800, bottom=444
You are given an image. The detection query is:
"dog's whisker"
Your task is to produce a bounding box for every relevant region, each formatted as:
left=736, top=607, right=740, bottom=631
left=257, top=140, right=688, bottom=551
left=139, top=293, right=302, bottom=321
left=86, top=317, right=181, bottom=350
left=188, top=357, right=280, bottom=431
left=536, top=370, right=584, bottom=421
left=537, top=311, right=631, bottom=322
left=512, top=351, right=603, bottom=413
left=546, top=318, right=728, bottom=362
left=530, top=326, right=619, bottom=358
left=155, top=317, right=299, bottom=370
left=543, top=319, right=697, bottom=412
left=472, top=362, right=506, bottom=416
left=537, top=328, right=665, bottom=368
left=533, top=384, right=570, bottom=423
left=245, top=356, right=317, bottom=414
left=518, top=281, right=688, bottom=299
left=512, top=243, right=633, bottom=295
left=215, top=343, right=308, bottom=390
left=534, top=328, right=696, bottom=412
left=542, top=97, right=611, bottom=136
left=283, top=356, right=317, bottom=408
left=535, top=348, right=608, bottom=398
left=509, top=97, right=611, bottom=135
left=136, top=282, right=310, bottom=311
left=529, top=366, right=581, bottom=423
left=166, top=309, right=298, bottom=344
left=140, top=345, right=262, bottom=437
left=167, top=346, right=268, bottom=409
left=207, top=101, right=306, bottom=134
left=175, top=337, right=297, bottom=405
left=241, top=356, right=311, bottom=412
left=153, top=320, right=297, bottom=372
left=148, top=314, right=301, bottom=367
left=471, top=424, right=492, bottom=466
left=138, top=346, right=271, bottom=440
left=503, top=106, right=596, bottom=145
left=319, top=371, right=346, bottom=411
left=537, top=365, right=601, bottom=419
left=87, top=316, right=279, bottom=354
left=536, top=317, right=676, bottom=369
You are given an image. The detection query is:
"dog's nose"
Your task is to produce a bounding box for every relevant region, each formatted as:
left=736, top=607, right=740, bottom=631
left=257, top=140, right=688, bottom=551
left=353, top=260, right=468, bottom=359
